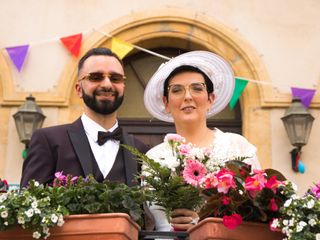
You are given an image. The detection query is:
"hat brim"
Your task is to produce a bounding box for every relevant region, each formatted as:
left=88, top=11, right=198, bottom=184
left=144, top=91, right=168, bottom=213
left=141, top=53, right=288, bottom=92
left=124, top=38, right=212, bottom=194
left=144, top=51, right=235, bottom=122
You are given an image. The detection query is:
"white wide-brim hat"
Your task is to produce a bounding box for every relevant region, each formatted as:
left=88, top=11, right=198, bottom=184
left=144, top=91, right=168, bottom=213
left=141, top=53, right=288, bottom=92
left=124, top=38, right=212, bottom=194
left=144, top=50, right=235, bottom=122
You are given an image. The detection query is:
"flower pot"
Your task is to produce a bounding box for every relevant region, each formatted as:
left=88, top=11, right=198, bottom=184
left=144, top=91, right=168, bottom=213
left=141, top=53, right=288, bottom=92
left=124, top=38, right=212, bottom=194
left=0, top=213, right=140, bottom=240
left=188, top=217, right=284, bottom=240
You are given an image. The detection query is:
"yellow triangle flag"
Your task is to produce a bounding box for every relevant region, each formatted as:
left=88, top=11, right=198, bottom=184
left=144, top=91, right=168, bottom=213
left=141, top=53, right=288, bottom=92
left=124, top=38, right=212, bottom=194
left=111, top=38, right=134, bottom=59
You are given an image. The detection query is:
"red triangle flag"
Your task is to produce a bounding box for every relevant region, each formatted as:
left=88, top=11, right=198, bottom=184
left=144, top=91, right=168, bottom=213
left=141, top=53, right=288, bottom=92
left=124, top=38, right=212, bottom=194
left=60, top=33, right=82, bottom=57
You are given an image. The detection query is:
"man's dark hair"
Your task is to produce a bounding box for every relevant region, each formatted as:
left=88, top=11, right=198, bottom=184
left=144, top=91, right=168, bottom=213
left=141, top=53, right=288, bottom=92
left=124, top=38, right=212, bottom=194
left=163, top=65, right=214, bottom=98
left=78, top=47, right=123, bottom=73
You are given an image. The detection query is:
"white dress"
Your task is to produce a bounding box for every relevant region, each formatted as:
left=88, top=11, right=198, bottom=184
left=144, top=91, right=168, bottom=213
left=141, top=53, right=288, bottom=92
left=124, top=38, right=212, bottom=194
left=145, top=128, right=261, bottom=231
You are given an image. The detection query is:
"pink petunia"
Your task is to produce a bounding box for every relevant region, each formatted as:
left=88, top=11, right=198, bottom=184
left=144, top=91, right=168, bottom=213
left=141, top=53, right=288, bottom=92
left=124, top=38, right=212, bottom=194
left=223, top=213, right=243, bottom=229
left=216, top=168, right=236, bottom=194
left=183, top=159, right=207, bottom=187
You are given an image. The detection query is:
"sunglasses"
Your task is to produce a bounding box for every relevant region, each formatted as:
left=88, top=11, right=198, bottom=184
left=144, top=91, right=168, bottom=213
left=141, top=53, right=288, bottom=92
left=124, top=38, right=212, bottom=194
left=168, top=82, right=207, bottom=96
left=79, top=72, right=126, bottom=84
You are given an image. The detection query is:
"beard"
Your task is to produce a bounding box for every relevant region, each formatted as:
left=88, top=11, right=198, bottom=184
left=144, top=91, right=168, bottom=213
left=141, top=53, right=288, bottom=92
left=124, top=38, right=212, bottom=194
left=82, top=88, right=124, bottom=115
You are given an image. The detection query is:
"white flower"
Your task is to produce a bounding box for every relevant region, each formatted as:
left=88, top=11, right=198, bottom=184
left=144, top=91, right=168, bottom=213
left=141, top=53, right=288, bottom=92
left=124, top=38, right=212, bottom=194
left=308, top=218, right=316, bottom=226
left=34, top=208, right=41, bottom=214
left=32, top=231, right=41, bottom=239
left=4, top=221, right=8, bottom=226
left=34, top=181, right=40, bottom=187
left=57, top=215, right=65, bottom=227
left=238, top=189, right=243, bottom=195
left=284, top=199, right=292, bottom=207
left=18, top=216, right=25, bottom=224
left=283, top=219, right=289, bottom=226
left=296, top=221, right=307, bottom=232
left=316, top=233, right=320, bottom=240
left=159, top=156, right=180, bottom=169
left=1, top=210, right=8, bottom=218
left=51, top=214, right=58, bottom=223
left=307, top=199, right=315, bottom=208
left=31, top=201, right=38, bottom=209
left=25, top=208, right=34, bottom=218
left=0, top=194, right=7, bottom=203
left=271, top=219, right=279, bottom=228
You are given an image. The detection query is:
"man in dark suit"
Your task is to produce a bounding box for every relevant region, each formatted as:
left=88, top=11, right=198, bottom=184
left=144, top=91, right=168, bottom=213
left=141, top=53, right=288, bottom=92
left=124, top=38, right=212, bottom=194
left=20, top=47, right=144, bottom=188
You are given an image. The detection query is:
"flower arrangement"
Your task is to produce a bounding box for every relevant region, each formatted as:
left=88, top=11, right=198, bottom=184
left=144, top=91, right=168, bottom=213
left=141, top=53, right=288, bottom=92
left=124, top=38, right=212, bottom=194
left=124, top=134, right=207, bottom=218
left=0, top=172, right=148, bottom=239
left=124, top=133, right=294, bottom=230
left=271, top=181, right=320, bottom=240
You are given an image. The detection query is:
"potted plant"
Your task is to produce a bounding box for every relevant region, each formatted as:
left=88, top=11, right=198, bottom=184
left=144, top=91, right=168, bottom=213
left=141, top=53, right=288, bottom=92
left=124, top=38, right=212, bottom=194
left=0, top=173, right=149, bottom=239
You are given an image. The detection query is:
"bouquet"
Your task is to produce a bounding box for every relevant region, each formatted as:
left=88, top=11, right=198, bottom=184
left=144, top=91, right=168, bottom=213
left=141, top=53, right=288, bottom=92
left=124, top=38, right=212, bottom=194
left=0, top=172, right=148, bottom=239
left=123, top=133, right=214, bottom=217
left=124, top=133, right=293, bottom=230
left=271, top=181, right=320, bottom=240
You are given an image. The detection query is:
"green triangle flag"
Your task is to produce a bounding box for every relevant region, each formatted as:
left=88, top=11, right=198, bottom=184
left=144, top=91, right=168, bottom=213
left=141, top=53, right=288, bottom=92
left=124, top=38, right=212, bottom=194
left=229, top=78, right=249, bottom=110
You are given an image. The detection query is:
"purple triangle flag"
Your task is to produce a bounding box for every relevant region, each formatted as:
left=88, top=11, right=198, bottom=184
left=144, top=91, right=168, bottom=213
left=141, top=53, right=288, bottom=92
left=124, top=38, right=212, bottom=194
left=5, top=45, right=29, bottom=72
left=291, top=87, right=316, bottom=108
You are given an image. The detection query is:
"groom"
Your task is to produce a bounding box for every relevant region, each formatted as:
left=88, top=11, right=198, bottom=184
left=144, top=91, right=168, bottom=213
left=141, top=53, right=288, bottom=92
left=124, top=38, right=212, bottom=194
left=20, top=47, right=145, bottom=188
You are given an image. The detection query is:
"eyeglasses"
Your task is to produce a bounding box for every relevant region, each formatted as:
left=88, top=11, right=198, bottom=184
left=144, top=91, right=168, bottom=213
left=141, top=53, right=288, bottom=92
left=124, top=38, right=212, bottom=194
left=79, top=72, right=126, bottom=84
left=168, top=82, right=207, bottom=96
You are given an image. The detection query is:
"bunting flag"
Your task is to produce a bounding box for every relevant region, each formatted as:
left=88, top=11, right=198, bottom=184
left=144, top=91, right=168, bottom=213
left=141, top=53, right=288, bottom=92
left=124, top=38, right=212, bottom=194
left=5, top=45, right=29, bottom=72
left=291, top=87, right=316, bottom=108
left=229, top=78, right=249, bottom=110
left=60, top=33, right=82, bottom=57
left=111, top=38, right=134, bottom=59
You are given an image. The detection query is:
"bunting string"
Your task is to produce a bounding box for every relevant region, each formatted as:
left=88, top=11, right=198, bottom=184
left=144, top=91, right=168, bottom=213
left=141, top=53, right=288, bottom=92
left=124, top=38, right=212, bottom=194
left=0, top=27, right=317, bottom=108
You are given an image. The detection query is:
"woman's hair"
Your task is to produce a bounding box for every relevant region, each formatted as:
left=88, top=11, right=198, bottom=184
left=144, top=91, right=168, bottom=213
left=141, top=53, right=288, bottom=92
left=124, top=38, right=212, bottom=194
left=163, top=65, right=214, bottom=98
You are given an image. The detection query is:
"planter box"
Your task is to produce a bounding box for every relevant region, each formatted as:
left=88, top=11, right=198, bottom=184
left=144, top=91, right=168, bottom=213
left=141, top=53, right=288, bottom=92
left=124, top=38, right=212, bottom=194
left=0, top=213, right=140, bottom=240
left=188, top=217, right=284, bottom=240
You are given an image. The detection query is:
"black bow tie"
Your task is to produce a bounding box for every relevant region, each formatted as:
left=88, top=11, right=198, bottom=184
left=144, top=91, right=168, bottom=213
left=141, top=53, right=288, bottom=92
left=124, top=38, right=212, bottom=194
left=97, top=127, right=122, bottom=146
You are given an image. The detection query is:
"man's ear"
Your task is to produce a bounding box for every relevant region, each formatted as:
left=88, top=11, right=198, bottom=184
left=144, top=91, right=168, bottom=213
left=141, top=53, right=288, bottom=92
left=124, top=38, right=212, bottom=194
left=75, top=82, right=83, bottom=98
left=163, top=96, right=170, bottom=113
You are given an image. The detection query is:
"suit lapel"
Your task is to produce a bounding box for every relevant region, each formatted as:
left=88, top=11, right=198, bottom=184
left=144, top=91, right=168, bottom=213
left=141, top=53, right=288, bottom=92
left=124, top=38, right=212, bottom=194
left=68, top=118, right=93, bottom=177
left=121, top=129, right=138, bottom=186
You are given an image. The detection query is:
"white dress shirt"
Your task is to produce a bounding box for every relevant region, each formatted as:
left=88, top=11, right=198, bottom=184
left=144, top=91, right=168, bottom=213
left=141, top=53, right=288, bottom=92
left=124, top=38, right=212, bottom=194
left=81, top=113, right=120, bottom=178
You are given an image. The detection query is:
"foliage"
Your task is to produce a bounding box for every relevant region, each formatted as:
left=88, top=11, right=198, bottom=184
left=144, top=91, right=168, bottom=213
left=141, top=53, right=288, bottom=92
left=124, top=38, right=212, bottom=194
left=271, top=181, right=320, bottom=240
left=0, top=173, right=149, bottom=239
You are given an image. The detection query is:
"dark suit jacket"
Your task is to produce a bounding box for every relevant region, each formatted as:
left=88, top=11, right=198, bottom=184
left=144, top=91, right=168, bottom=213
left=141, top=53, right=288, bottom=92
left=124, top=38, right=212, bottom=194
left=20, top=118, right=144, bottom=188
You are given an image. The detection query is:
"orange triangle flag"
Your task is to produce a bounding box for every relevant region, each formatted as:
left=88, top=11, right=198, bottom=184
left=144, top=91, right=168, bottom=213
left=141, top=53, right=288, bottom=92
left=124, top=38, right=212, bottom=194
left=60, top=33, right=82, bottom=57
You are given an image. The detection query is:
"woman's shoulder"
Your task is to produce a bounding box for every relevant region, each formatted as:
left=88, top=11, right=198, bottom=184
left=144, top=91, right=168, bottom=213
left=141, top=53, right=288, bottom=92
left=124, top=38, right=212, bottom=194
left=213, top=128, right=257, bottom=157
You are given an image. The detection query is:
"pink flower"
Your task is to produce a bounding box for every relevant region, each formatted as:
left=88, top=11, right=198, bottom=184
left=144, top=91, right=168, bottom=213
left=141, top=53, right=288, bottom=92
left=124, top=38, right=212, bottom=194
left=164, top=134, right=185, bottom=143
left=223, top=213, right=243, bottom=229
left=265, top=176, right=283, bottom=193
left=311, top=181, right=320, bottom=199
left=216, top=169, right=236, bottom=194
left=244, top=170, right=267, bottom=197
left=201, top=173, right=218, bottom=189
left=183, top=159, right=207, bottom=187
left=268, top=198, right=278, bottom=211
left=222, top=196, right=231, bottom=205
left=178, top=144, right=191, bottom=156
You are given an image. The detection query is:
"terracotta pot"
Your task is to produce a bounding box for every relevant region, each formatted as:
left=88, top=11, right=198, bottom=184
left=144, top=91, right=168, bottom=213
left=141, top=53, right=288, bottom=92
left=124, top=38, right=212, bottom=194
left=188, top=217, right=284, bottom=240
left=0, top=213, right=140, bottom=240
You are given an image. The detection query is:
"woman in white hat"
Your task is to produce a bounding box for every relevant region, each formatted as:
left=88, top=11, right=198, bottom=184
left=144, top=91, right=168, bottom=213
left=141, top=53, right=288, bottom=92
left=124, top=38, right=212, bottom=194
left=144, top=51, right=261, bottom=231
